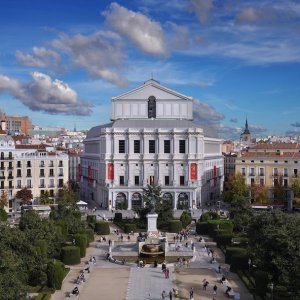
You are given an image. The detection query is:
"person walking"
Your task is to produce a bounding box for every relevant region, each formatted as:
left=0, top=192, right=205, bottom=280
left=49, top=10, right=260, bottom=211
left=189, top=287, right=194, bottom=299
left=169, top=290, right=173, bottom=300
left=161, top=290, right=167, bottom=299
left=213, top=284, right=218, bottom=295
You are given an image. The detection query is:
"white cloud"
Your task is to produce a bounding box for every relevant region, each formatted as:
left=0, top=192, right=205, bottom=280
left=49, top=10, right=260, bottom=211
left=0, top=72, right=93, bottom=115
left=16, top=47, right=61, bottom=69
left=51, top=31, right=128, bottom=87
left=103, top=2, right=166, bottom=55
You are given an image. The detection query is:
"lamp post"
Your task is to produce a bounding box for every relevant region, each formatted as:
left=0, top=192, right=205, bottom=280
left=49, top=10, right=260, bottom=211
left=270, top=282, right=274, bottom=300
left=248, top=258, right=251, bottom=272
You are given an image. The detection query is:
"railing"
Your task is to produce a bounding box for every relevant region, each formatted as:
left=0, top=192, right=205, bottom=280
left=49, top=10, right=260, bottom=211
left=8, top=175, right=13, bottom=179
left=40, top=174, right=45, bottom=177
left=58, top=173, right=64, bottom=177
left=39, top=185, right=46, bottom=188
left=0, top=176, right=5, bottom=179
left=26, top=175, right=32, bottom=178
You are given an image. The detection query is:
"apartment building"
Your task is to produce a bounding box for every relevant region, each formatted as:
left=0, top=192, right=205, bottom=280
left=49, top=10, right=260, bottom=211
left=236, top=143, right=300, bottom=200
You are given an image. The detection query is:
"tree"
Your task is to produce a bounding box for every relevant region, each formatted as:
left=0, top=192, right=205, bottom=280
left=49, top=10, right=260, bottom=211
left=0, top=191, right=8, bottom=209
left=40, top=191, right=50, bottom=205
left=141, top=184, right=173, bottom=228
left=16, top=188, right=33, bottom=205
left=56, top=183, right=79, bottom=209
left=250, top=183, right=268, bottom=204
left=291, top=178, right=300, bottom=198
left=247, top=211, right=300, bottom=298
left=223, top=173, right=249, bottom=205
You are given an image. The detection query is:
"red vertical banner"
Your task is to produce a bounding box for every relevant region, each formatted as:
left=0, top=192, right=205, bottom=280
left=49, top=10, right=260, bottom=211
left=88, top=165, right=91, bottom=187
left=190, top=163, right=197, bottom=180
left=213, top=165, right=217, bottom=187
left=107, top=163, right=114, bottom=180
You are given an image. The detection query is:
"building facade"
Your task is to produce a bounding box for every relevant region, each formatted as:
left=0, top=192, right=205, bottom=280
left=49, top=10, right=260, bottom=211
left=0, top=125, right=69, bottom=212
left=0, top=110, right=32, bottom=135
left=81, top=79, right=223, bottom=210
left=235, top=143, right=300, bottom=200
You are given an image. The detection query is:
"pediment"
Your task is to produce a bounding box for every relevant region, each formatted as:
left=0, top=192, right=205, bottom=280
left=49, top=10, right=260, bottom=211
left=112, top=81, right=193, bottom=101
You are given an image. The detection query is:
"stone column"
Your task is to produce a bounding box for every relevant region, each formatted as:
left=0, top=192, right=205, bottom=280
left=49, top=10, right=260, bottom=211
left=173, top=192, right=178, bottom=210
left=127, top=192, right=132, bottom=210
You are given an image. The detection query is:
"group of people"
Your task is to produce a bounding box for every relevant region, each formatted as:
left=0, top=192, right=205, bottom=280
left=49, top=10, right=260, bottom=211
left=161, top=288, right=179, bottom=300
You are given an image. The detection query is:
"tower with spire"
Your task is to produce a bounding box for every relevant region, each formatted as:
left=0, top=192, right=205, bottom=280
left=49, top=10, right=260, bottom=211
left=240, top=117, right=251, bottom=145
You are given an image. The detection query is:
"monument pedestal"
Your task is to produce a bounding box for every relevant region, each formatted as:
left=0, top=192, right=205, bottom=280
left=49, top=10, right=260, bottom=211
left=147, top=213, right=158, bottom=237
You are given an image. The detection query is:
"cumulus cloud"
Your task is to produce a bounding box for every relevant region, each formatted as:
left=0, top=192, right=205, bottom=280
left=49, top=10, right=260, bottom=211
left=291, top=122, right=300, bottom=127
left=51, top=31, right=128, bottom=87
left=230, top=117, right=238, bottom=123
left=16, top=47, right=61, bottom=69
left=0, top=72, right=92, bottom=115
left=166, top=22, right=190, bottom=50
left=190, top=0, right=214, bottom=24
left=103, top=2, right=166, bottom=55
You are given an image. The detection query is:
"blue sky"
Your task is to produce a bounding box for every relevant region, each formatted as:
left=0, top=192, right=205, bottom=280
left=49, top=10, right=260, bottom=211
left=0, top=0, right=299, bottom=139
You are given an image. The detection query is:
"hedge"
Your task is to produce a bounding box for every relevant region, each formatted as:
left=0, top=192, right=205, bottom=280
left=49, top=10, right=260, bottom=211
left=180, top=211, right=192, bottom=228
left=61, top=246, right=80, bottom=265
left=35, top=293, right=51, bottom=300
left=124, top=223, right=136, bottom=233
left=207, top=220, right=233, bottom=238
left=215, top=232, right=233, bottom=247
left=168, top=220, right=183, bottom=233
left=75, top=234, right=87, bottom=257
left=0, top=208, right=8, bottom=221
left=47, top=259, right=65, bottom=290
left=225, top=247, right=248, bottom=271
left=85, top=228, right=95, bottom=243
left=200, top=212, right=220, bottom=222
left=254, top=270, right=269, bottom=297
left=114, top=213, right=122, bottom=222
left=196, top=222, right=209, bottom=235
left=225, top=247, right=247, bottom=264
left=95, top=221, right=110, bottom=235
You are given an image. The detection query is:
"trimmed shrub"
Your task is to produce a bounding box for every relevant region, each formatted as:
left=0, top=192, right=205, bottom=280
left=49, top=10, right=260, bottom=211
left=207, top=220, right=233, bottom=238
left=47, top=259, right=65, bottom=290
left=35, top=294, right=51, bottom=300
left=85, top=228, right=95, bottom=243
left=215, top=233, right=233, bottom=247
left=75, top=234, right=87, bottom=257
left=61, top=246, right=80, bottom=265
left=168, top=220, right=183, bottom=233
left=124, top=223, right=136, bottom=233
left=225, top=247, right=247, bottom=264
left=200, top=212, right=220, bottom=222
left=87, top=215, right=96, bottom=228
left=196, top=222, right=209, bottom=235
left=36, top=239, right=48, bottom=257
left=56, top=220, right=68, bottom=236
left=114, top=213, right=122, bottom=222
left=254, top=270, right=269, bottom=297
left=0, top=208, right=8, bottom=221
left=225, top=247, right=248, bottom=271
left=95, top=221, right=110, bottom=235
left=180, top=211, right=192, bottom=228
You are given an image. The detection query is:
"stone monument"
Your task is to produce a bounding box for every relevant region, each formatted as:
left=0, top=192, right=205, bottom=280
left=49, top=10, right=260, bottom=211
left=146, top=186, right=159, bottom=237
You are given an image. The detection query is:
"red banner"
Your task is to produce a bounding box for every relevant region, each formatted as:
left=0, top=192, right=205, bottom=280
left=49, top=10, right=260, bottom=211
left=190, top=163, right=197, bottom=180
left=88, top=165, right=91, bottom=187
left=107, top=163, right=114, bottom=180
left=213, top=165, right=217, bottom=187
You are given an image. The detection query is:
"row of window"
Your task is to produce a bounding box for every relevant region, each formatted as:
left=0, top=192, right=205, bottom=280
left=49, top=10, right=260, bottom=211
left=241, top=167, right=298, bottom=177
left=118, top=140, right=186, bottom=154
left=15, top=161, right=64, bottom=168
left=249, top=177, right=289, bottom=188
left=15, top=169, right=64, bottom=177
left=118, top=175, right=186, bottom=186
left=241, top=159, right=298, bottom=164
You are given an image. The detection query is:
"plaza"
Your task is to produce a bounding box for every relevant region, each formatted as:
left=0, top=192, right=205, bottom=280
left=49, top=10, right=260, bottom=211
left=52, top=222, right=253, bottom=300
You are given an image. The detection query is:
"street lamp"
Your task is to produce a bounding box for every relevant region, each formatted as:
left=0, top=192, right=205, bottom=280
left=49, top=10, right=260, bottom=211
left=248, top=258, right=252, bottom=272
left=270, top=282, right=274, bottom=300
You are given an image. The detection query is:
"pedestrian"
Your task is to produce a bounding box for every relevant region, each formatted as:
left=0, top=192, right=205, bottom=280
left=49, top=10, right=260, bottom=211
left=213, top=284, right=217, bottom=295
left=161, top=290, right=167, bottom=300
left=218, top=265, right=221, bottom=273
left=169, top=290, right=173, bottom=300
left=189, top=287, right=194, bottom=299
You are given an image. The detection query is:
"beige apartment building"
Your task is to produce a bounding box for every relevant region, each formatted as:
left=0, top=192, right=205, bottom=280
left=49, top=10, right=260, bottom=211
left=236, top=143, right=300, bottom=200
left=0, top=124, right=69, bottom=212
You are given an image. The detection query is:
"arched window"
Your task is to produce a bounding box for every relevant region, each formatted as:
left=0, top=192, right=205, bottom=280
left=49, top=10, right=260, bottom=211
left=148, top=96, right=156, bottom=118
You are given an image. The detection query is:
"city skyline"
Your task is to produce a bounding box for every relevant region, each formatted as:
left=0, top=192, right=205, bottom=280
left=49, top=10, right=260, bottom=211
left=0, top=0, right=299, bottom=138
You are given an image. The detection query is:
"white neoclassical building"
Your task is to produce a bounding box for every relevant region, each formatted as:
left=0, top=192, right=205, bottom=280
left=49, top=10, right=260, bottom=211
left=81, top=79, right=223, bottom=210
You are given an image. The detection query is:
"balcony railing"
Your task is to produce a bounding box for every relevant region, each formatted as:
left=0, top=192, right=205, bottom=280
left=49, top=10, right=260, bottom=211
left=48, top=184, right=55, bottom=188
left=26, top=174, right=32, bottom=178
left=0, top=176, right=5, bottom=180
left=58, top=173, right=64, bottom=177
left=0, top=167, right=5, bottom=170
left=8, top=175, right=13, bottom=179
left=40, top=174, right=45, bottom=177
left=249, top=173, right=255, bottom=176
left=39, top=185, right=46, bottom=188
